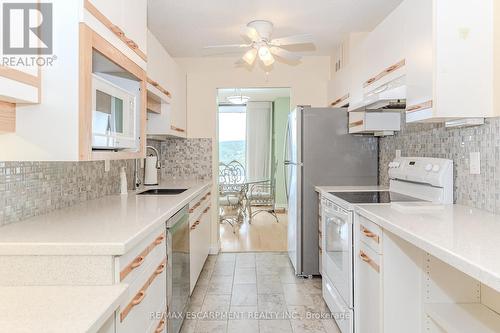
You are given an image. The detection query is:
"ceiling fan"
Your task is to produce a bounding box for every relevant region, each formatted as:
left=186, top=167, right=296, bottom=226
left=204, top=20, right=313, bottom=66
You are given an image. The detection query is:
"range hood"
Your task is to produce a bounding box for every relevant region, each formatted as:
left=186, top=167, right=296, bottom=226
left=348, top=75, right=406, bottom=112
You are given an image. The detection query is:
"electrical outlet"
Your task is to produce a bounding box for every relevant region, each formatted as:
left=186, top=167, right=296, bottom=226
left=104, top=160, right=110, bottom=172
left=470, top=152, right=480, bottom=175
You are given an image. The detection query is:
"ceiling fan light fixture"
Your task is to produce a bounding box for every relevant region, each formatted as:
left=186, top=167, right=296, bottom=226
left=261, top=52, right=275, bottom=66
left=227, top=95, right=250, bottom=104
left=258, top=46, right=271, bottom=58
left=242, top=48, right=257, bottom=65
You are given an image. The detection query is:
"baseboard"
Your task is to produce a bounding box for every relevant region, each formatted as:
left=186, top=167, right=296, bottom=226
left=209, top=242, right=220, bottom=255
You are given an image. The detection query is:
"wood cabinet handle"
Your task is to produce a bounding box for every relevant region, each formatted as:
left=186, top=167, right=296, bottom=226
left=132, top=290, right=146, bottom=306
left=131, top=255, right=145, bottom=269
left=83, top=0, right=147, bottom=62
left=349, top=120, right=363, bottom=128
left=120, top=232, right=165, bottom=281
left=120, top=258, right=167, bottom=321
left=406, top=100, right=433, bottom=113
left=363, top=59, right=405, bottom=88
left=171, top=125, right=186, bottom=133
left=155, top=319, right=166, bottom=333
left=155, top=263, right=166, bottom=275
left=110, top=25, right=125, bottom=38
left=155, top=235, right=165, bottom=245
left=361, top=226, right=379, bottom=243
left=360, top=250, right=380, bottom=273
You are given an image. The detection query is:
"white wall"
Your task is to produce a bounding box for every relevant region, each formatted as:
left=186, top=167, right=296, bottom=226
left=175, top=56, right=331, bottom=251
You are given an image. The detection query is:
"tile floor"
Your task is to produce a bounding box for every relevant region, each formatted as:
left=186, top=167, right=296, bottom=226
left=181, top=252, right=341, bottom=333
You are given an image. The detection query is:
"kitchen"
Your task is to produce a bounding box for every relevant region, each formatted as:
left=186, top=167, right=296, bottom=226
left=0, top=0, right=500, bottom=333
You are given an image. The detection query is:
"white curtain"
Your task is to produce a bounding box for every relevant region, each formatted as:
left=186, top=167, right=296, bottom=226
left=245, top=101, right=272, bottom=180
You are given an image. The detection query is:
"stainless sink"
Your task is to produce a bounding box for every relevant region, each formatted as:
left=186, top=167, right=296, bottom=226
left=138, top=188, right=188, bottom=195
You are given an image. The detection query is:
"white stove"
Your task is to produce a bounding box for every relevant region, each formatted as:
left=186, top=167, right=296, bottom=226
left=320, top=157, right=453, bottom=333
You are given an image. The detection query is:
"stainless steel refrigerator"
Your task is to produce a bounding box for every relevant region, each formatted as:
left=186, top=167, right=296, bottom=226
left=284, top=106, right=378, bottom=277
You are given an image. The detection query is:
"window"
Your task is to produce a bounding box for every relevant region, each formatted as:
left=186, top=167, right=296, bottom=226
left=218, top=105, right=246, bottom=166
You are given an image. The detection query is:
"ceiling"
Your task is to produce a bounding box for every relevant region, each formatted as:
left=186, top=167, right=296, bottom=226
left=218, top=88, right=290, bottom=104
left=148, top=0, right=403, bottom=57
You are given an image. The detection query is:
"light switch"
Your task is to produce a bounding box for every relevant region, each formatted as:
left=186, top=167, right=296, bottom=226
left=395, top=150, right=401, bottom=158
left=104, top=160, right=110, bottom=172
left=470, top=152, right=480, bottom=175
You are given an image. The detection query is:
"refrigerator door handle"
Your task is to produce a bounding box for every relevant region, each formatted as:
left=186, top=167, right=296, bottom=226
left=284, top=117, right=291, bottom=201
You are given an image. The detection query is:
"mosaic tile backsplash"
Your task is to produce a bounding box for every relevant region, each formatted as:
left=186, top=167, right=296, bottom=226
left=0, top=138, right=212, bottom=226
left=0, top=160, right=135, bottom=226
left=379, top=117, right=500, bottom=214
left=148, top=138, right=212, bottom=181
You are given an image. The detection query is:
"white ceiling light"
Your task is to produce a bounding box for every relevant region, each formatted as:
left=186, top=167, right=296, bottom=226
left=227, top=90, right=250, bottom=104
left=258, top=46, right=275, bottom=66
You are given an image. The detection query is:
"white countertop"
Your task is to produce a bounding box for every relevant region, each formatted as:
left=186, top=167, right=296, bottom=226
left=355, top=203, right=500, bottom=292
left=0, top=284, right=128, bottom=333
left=0, top=179, right=211, bottom=256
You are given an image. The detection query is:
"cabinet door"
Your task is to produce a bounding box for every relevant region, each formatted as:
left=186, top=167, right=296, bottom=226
left=169, top=65, right=187, bottom=137
left=404, top=0, right=433, bottom=119
left=355, top=241, right=382, bottom=333
left=121, top=0, right=147, bottom=53
left=362, top=2, right=406, bottom=86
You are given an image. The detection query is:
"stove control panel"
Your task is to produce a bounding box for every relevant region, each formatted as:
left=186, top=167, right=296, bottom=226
left=388, top=157, right=453, bottom=187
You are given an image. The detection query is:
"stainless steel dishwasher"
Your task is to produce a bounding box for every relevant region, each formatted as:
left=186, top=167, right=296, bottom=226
left=166, top=205, right=190, bottom=333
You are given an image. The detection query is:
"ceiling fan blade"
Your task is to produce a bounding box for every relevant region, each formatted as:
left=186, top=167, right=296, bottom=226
left=271, top=34, right=313, bottom=46
left=204, top=44, right=251, bottom=49
left=240, top=26, right=261, bottom=42
left=270, top=47, right=301, bottom=61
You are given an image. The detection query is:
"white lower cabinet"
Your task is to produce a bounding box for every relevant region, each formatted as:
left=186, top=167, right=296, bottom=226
left=355, top=241, right=382, bottom=333
left=116, top=257, right=166, bottom=333
left=189, top=189, right=212, bottom=293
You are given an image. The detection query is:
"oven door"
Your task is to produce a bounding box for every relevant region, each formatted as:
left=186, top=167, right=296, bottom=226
left=323, top=200, right=353, bottom=307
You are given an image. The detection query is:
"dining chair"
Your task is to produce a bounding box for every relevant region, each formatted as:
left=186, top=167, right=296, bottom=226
left=218, top=162, right=247, bottom=232
left=247, top=178, right=279, bottom=223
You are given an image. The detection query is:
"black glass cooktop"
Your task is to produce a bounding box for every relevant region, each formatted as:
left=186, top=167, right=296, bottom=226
left=329, top=191, right=425, bottom=204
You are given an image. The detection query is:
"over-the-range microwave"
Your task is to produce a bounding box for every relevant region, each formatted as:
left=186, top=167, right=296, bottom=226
left=91, top=74, right=138, bottom=150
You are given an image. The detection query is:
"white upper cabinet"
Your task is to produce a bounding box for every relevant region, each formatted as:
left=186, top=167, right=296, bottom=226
left=82, top=0, right=148, bottom=69
left=0, top=0, right=148, bottom=161
left=405, top=0, right=499, bottom=122
left=146, top=30, right=187, bottom=138
left=327, top=33, right=367, bottom=108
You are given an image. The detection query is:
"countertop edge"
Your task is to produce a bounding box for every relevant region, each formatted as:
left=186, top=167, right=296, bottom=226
left=354, top=205, right=500, bottom=293
left=0, top=181, right=212, bottom=256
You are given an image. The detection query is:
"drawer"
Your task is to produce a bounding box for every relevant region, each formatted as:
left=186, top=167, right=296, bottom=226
left=189, top=189, right=211, bottom=222
left=323, top=275, right=353, bottom=333
left=117, top=258, right=167, bottom=333
left=355, top=242, right=382, bottom=333
left=357, top=214, right=382, bottom=254
left=117, top=225, right=166, bottom=285
left=190, top=205, right=211, bottom=292
left=148, top=300, right=167, bottom=333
